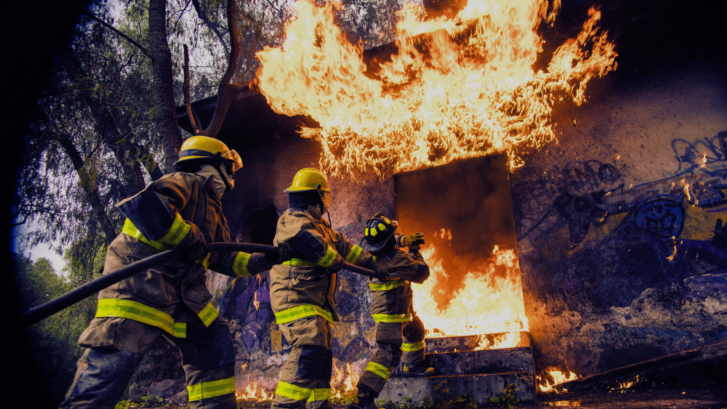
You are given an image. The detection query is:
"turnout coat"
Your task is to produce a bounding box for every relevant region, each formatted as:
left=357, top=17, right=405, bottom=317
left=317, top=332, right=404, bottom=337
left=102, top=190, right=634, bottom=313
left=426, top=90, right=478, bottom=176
left=79, top=172, right=268, bottom=347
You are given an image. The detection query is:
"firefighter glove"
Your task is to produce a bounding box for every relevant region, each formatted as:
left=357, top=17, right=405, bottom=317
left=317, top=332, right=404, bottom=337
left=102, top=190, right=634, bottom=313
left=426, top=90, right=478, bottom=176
left=398, top=232, right=425, bottom=248
left=177, top=225, right=208, bottom=261
left=369, top=261, right=389, bottom=281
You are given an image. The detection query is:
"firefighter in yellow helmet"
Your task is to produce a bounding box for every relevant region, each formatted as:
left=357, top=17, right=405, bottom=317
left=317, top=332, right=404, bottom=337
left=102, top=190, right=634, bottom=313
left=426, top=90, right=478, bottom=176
left=269, top=168, right=389, bottom=409
left=61, top=136, right=289, bottom=409
left=349, top=213, right=433, bottom=409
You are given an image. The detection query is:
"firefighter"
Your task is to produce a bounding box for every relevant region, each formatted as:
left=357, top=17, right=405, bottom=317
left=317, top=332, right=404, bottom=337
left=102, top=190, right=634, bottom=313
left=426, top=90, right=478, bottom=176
left=269, top=168, right=389, bottom=409
left=349, top=213, right=433, bottom=409
left=61, top=136, right=288, bottom=409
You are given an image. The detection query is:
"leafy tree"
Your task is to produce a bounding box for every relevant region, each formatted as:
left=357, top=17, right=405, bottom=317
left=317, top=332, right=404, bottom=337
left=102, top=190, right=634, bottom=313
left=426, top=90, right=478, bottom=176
left=15, top=256, right=93, bottom=404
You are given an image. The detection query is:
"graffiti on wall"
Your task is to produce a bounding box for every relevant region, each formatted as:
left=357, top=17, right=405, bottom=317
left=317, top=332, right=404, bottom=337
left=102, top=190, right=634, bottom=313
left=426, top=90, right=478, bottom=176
left=510, top=131, right=727, bottom=369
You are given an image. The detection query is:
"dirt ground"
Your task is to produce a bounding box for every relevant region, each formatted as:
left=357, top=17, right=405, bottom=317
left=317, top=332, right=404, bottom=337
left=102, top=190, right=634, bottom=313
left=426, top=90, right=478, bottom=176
left=126, top=384, right=727, bottom=409
left=533, top=386, right=727, bottom=409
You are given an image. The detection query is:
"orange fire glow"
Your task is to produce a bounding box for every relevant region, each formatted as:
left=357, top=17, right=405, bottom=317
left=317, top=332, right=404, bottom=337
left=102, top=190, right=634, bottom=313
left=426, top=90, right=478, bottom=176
left=413, top=242, right=528, bottom=344
left=255, top=0, right=617, bottom=177
left=235, top=362, right=359, bottom=403
left=235, top=381, right=272, bottom=401
left=330, top=361, right=360, bottom=401
left=537, top=368, right=580, bottom=393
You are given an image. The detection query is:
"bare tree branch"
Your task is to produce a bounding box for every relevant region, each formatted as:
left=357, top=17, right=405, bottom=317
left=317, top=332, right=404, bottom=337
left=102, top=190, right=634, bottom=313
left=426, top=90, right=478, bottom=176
left=197, top=0, right=243, bottom=138
left=191, top=0, right=230, bottom=56
left=11, top=214, right=30, bottom=227
left=83, top=12, right=152, bottom=58
left=183, top=44, right=201, bottom=135
left=56, top=135, right=118, bottom=245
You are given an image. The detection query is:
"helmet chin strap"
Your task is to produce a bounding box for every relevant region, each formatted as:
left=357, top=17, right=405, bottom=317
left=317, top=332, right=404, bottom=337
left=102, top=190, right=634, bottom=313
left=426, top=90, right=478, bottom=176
left=315, top=185, right=333, bottom=226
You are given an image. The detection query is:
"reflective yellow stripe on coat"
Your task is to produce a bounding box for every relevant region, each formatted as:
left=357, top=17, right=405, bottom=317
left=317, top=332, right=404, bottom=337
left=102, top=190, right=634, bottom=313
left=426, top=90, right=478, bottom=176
left=197, top=302, right=219, bottom=327
left=282, top=258, right=314, bottom=267
left=368, top=280, right=408, bottom=291
left=275, top=382, right=331, bottom=402
left=233, top=252, right=252, bottom=276
left=121, top=213, right=191, bottom=251
left=95, top=299, right=186, bottom=338
left=371, top=313, right=412, bottom=323
left=274, top=304, right=334, bottom=324
left=344, top=245, right=363, bottom=264
left=316, top=246, right=338, bottom=268
left=187, top=377, right=235, bottom=401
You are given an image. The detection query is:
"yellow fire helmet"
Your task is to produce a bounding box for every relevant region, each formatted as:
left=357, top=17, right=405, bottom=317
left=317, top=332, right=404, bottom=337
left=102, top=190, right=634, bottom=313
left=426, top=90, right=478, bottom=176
left=174, top=135, right=243, bottom=174
left=284, top=168, right=332, bottom=210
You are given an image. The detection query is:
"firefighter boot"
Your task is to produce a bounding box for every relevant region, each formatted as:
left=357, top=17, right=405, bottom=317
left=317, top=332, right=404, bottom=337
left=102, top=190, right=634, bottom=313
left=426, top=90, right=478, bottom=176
left=402, top=362, right=435, bottom=377
left=347, top=389, right=379, bottom=409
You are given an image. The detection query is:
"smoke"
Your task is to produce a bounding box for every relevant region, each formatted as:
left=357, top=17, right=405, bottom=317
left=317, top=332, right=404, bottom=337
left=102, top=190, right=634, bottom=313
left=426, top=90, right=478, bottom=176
left=394, top=154, right=520, bottom=310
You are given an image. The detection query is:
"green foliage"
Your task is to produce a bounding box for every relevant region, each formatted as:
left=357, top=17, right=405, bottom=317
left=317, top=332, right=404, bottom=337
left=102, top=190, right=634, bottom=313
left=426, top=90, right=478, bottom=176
left=139, top=395, right=173, bottom=407
left=15, top=255, right=89, bottom=405
left=378, top=392, right=479, bottom=409
left=377, top=397, right=418, bottom=409
left=327, top=387, right=357, bottom=405
left=487, top=383, right=521, bottom=408
left=114, top=400, right=132, bottom=409
left=114, top=396, right=175, bottom=408
left=236, top=395, right=273, bottom=409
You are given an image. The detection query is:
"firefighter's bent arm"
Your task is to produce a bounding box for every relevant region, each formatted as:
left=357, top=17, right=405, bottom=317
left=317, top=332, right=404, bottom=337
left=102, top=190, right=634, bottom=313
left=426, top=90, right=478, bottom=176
left=388, top=251, right=430, bottom=284
left=116, top=173, right=205, bottom=252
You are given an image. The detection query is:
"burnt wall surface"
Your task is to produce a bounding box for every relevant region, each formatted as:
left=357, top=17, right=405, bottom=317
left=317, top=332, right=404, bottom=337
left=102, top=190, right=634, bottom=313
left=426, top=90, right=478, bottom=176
left=169, top=0, right=727, bottom=392
left=510, top=0, right=727, bottom=376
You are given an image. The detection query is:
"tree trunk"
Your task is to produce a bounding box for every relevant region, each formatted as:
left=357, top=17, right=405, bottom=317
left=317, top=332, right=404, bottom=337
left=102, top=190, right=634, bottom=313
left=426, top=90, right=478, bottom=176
left=57, top=137, right=117, bottom=245
left=149, top=0, right=183, bottom=173
left=198, top=0, right=243, bottom=138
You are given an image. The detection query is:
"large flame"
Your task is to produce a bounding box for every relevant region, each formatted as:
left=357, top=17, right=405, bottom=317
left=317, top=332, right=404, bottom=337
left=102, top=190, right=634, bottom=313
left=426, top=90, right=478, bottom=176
left=413, top=243, right=528, bottom=342
left=255, top=0, right=617, bottom=176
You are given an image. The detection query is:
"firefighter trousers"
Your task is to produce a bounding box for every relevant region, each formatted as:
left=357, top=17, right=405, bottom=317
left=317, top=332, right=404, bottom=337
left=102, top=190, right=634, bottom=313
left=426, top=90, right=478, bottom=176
left=272, top=315, right=333, bottom=409
left=60, top=310, right=236, bottom=409
left=357, top=315, right=427, bottom=396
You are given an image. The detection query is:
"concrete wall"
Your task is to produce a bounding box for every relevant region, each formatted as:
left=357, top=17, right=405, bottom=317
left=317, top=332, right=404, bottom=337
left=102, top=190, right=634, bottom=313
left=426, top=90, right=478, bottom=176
left=511, top=66, right=727, bottom=375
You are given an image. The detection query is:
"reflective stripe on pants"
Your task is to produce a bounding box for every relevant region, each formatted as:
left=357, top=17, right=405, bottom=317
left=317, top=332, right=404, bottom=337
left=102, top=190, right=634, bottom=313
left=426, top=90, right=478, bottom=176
left=95, top=298, right=187, bottom=338
left=61, top=310, right=236, bottom=409
left=272, top=316, right=333, bottom=409
left=274, top=304, right=334, bottom=325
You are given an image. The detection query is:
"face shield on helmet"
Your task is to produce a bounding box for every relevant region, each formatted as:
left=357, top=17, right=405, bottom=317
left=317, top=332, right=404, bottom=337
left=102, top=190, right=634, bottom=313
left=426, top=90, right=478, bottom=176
left=221, top=149, right=243, bottom=175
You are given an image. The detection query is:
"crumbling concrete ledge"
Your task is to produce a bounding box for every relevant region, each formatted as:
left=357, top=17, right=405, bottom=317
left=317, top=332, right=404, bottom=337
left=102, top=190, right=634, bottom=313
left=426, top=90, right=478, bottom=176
left=378, top=372, right=536, bottom=405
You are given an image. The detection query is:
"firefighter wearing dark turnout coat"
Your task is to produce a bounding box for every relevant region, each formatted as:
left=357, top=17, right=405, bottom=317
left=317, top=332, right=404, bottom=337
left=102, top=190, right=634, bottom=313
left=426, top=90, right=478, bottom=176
left=350, top=213, right=433, bottom=409
left=270, top=168, right=389, bottom=409
left=61, top=136, right=286, bottom=409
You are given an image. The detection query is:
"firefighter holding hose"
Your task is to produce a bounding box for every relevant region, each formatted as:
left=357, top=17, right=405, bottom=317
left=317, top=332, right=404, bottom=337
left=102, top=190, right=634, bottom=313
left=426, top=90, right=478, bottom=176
left=269, top=168, right=389, bottom=409
left=61, top=136, right=288, bottom=409
left=350, top=212, right=433, bottom=409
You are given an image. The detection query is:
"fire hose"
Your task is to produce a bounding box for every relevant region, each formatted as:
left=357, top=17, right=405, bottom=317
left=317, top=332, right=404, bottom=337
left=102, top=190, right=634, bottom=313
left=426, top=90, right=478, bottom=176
left=20, top=242, right=377, bottom=328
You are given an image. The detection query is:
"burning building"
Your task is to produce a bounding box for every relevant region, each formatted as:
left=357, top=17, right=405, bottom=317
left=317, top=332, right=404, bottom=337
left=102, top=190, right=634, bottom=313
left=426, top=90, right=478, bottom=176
left=126, top=0, right=727, bottom=404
